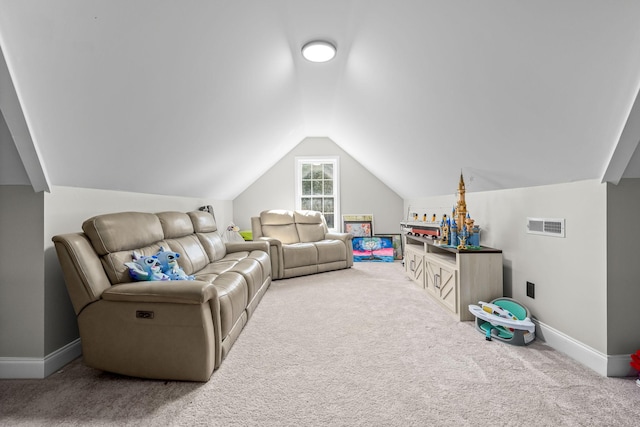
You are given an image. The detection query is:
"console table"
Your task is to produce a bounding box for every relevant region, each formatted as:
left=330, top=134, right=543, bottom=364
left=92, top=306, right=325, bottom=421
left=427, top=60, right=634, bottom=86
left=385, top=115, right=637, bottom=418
left=403, top=233, right=503, bottom=321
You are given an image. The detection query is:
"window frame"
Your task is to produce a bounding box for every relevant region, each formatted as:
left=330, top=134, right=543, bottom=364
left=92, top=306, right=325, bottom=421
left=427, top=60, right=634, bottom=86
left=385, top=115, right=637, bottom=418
left=295, top=156, right=340, bottom=232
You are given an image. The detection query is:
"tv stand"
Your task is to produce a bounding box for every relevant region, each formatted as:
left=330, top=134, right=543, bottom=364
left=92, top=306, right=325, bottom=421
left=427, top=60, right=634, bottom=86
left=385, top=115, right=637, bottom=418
left=403, top=233, right=503, bottom=321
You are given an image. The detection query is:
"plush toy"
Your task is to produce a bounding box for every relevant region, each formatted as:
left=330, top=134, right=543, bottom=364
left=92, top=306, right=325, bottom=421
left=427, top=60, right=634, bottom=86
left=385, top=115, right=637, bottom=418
left=630, top=349, right=640, bottom=387
left=223, top=222, right=245, bottom=243
left=125, top=251, right=170, bottom=281
left=155, top=246, right=195, bottom=281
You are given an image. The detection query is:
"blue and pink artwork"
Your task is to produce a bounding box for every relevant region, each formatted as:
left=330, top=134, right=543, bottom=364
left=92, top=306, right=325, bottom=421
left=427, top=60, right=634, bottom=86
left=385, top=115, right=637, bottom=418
left=352, top=236, right=394, bottom=262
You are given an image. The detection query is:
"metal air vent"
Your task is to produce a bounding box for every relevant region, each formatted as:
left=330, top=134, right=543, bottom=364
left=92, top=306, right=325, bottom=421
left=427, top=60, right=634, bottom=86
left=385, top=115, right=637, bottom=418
left=526, top=217, right=565, bottom=238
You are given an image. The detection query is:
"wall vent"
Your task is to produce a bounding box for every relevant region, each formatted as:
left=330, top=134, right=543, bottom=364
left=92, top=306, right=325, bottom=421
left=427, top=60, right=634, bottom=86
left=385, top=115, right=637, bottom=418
left=526, top=217, right=565, bottom=238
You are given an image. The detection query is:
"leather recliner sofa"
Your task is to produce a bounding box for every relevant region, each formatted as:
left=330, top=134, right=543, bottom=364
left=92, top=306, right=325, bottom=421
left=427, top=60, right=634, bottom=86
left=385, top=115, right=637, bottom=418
left=52, top=210, right=271, bottom=382
left=251, top=209, right=353, bottom=279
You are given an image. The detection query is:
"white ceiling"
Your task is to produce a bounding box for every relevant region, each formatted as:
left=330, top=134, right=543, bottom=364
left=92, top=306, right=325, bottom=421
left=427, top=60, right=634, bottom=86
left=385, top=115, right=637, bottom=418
left=1, top=0, right=640, bottom=200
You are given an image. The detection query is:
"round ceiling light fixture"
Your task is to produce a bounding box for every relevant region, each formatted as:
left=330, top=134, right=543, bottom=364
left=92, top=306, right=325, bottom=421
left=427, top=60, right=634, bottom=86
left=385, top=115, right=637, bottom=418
left=301, top=40, right=336, bottom=63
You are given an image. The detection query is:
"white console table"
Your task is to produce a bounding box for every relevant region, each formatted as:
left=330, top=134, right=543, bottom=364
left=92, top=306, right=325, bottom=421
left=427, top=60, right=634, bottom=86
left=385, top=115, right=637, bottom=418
left=403, top=233, right=503, bottom=321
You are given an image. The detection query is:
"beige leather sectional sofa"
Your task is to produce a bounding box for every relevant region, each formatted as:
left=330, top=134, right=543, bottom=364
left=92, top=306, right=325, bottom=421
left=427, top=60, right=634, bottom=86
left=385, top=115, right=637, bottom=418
left=251, top=209, right=353, bottom=279
left=52, top=210, right=271, bottom=382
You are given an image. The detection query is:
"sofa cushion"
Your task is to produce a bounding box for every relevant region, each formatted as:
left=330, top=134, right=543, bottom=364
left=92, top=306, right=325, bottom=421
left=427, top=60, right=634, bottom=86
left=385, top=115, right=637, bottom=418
left=157, top=212, right=195, bottom=238
left=82, top=212, right=164, bottom=255
left=188, top=210, right=219, bottom=233
left=228, top=258, right=262, bottom=303
left=296, top=213, right=326, bottom=243
left=189, top=211, right=227, bottom=262
left=102, top=243, right=168, bottom=285
left=156, top=212, right=209, bottom=275
left=260, top=210, right=300, bottom=244
left=247, top=250, right=271, bottom=285
left=196, top=259, right=238, bottom=277
left=165, top=235, right=210, bottom=275
left=282, top=243, right=318, bottom=269
left=212, top=272, right=248, bottom=339
left=260, top=210, right=295, bottom=225
left=262, top=224, right=299, bottom=244
left=315, top=240, right=347, bottom=263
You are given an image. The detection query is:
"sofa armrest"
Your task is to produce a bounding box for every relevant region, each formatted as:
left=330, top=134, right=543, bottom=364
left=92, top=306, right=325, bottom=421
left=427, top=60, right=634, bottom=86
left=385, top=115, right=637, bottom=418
left=53, top=232, right=113, bottom=315
left=325, top=232, right=354, bottom=267
left=325, top=232, right=353, bottom=243
left=224, top=240, right=269, bottom=254
left=254, top=237, right=283, bottom=279
left=251, top=216, right=263, bottom=239
left=102, top=281, right=218, bottom=304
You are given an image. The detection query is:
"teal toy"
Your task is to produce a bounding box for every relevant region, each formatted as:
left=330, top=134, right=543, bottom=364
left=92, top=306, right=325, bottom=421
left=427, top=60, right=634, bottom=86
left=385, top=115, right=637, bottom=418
left=125, top=251, right=170, bottom=281
left=468, top=297, right=536, bottom=346
left=155, top=246, right=195, bottom=281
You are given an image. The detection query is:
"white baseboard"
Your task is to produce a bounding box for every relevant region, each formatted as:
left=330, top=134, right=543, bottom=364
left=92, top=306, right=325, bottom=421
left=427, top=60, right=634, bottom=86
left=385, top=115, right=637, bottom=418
left=534, top=319, right=633, bottom=377
left=1, top=326, right=635, bottom=379
left=0, top=338, right=81, bottom=379
left=607, top=353, right=638, bottom=377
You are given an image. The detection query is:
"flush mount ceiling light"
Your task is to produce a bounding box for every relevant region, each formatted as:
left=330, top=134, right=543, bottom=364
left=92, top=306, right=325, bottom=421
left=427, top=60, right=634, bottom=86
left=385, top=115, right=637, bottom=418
left=301, top=40, right=336, bottom=63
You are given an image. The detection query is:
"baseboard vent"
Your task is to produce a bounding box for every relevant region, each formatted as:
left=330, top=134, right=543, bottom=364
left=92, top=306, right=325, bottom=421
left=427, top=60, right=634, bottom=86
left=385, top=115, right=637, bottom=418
left=526, top=217, right=565, bottom=237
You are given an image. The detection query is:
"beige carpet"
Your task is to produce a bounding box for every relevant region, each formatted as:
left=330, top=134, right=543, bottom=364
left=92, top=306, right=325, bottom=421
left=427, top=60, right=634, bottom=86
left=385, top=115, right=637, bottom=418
left=1, top=262, right=639, bottom=426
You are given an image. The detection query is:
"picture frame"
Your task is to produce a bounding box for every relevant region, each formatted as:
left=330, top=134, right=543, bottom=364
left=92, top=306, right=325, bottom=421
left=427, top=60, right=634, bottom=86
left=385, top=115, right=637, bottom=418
left=352, top=236, right=394, bottom=262
left=342, top=214, right=374, bottom=237
left=374, top=234, right=403, bottom=260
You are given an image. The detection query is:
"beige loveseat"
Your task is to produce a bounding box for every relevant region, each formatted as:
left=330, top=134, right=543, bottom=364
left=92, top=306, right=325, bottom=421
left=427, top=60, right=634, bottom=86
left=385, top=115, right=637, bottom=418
left=52, top=210, right=271, bottom=381
left=251, top=209, right=353, bottom=279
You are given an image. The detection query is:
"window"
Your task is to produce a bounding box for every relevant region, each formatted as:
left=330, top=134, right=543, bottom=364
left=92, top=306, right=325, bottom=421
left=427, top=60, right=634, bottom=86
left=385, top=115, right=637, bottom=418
left=295, top=156, right=340, bottom=231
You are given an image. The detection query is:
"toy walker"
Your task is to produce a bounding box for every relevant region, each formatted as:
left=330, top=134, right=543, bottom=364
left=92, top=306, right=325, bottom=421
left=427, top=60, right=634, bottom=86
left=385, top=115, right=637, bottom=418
left=468, top=297, right=536, bottom=346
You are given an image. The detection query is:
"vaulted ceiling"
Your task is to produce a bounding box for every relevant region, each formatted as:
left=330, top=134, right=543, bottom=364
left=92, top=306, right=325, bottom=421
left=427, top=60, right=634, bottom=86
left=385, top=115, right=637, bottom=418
left=2, top=0, right=640, bottom=200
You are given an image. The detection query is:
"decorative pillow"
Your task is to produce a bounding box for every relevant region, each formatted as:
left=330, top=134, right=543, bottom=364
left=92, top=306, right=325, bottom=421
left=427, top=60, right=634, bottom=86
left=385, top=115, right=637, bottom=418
left=124, top=251, right=170, bottom=281
left=155, top=246, right=195, bottom=280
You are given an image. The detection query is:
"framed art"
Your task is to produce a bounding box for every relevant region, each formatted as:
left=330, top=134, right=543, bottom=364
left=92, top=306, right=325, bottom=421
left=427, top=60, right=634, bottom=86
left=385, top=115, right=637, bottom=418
left=374, top=234, right=403, bottom=260
left=352, top=236, right=394, bottom=262
left=342, top=214, right=374, bottom=237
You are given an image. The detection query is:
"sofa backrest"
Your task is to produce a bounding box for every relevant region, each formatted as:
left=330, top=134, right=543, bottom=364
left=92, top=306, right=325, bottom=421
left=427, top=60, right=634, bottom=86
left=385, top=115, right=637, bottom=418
left=82, top=212, right=168, bottom=285
left=54, top=210, right=232, bottom=315
left=294, top=210, right=328, bottom=243
left=81, top=210, right=223, bottom=284
left=256, top=210, right=328, bottom=244
left=157, top=212, right=210, bottom=275
left=258, top=210, right=300, bottom=244
left=188, top=211, right=228, bottom=262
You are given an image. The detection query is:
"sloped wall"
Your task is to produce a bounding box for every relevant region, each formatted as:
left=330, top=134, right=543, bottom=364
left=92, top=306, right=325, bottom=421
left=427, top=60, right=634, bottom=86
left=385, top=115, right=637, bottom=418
left=233, top=137, right=404, bottom=234
left=0, top=111, right=30, bottom=185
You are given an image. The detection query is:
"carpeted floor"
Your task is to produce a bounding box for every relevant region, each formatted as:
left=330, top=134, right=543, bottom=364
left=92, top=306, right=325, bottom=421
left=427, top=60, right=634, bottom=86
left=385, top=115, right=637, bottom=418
left=1, top=262, right=638, bottom=426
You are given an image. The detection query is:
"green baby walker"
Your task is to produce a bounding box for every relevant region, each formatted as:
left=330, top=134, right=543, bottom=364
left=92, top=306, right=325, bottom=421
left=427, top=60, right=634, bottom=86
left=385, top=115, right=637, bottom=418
left=468, top=297, right=536, bottom=346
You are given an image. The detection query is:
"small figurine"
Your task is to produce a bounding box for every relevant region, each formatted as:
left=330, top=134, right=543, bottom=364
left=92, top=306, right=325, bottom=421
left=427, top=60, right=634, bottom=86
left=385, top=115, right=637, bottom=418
left=441, top=222, right=449, bottom=245
left=465, top=215, right=474, bottom=235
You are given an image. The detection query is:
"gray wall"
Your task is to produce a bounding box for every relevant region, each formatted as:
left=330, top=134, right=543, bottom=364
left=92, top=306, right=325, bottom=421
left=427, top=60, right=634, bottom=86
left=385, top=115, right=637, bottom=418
left=0, top=185, right=45, bottom=357
left=233, top=137, right=404, bottom=234
left=406, top=179, right=610, bottom=354
left=607, top=178, right=640, bottom=354
left=1, top=184, right=231, bottom=363
left=5, top=174, right=639, bottom=371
